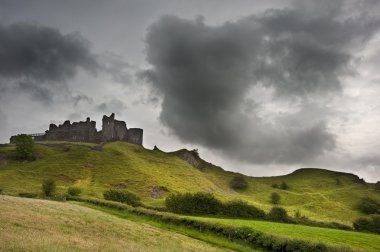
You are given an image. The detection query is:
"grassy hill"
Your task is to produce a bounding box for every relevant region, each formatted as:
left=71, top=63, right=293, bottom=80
left=0, top=195, right=227, bottom=252
left=0, top=141, right=379, bottom=225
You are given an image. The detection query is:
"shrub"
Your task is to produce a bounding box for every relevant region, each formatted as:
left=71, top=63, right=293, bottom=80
left=103, top=189, right=141, bottom=207
left=375, top=181, right=380, bottom=191
left=18, top=192, right=38, bottom=198
left=353, top=215, right=380, bottom=234
left=42, top=179, right=56, bottom=197
left=358, top=197, right=380, bottom=214
left=280, top=181, right=289, bottom=190
left=230, top=176, right=248, bottom=190
left=271, top=192, right=281, bottom=204
left=222, top=200, right=266, bottom=219
left=336, top=178, right=342, bottom=186
left=165, top=192, right=222, bottom=215
left=268, top=207, right=289, bottom=222
left=272, top=183, right=279, bottom=189
left=0, top=188, right=3, bottom=194
left=13, top=134, right=34, bottom=160
left=67, top=186, right=82, bottom=196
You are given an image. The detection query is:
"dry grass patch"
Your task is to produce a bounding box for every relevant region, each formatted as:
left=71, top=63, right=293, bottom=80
left=0, top=196, right=227, bottom=252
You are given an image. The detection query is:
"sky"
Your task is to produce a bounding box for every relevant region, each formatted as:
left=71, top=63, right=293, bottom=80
left=1, top=0, right=380, bottom=182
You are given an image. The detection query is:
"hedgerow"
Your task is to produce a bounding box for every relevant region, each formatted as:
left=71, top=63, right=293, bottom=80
left=68, top=197, right=353, bottom=252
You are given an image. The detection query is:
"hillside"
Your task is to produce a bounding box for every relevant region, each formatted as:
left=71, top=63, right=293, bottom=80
left=0, top=141, right=379, bottom=225
left=0, top=195, right=227, bottom=252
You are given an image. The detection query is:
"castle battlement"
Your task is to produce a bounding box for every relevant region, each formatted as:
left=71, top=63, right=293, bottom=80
left=11, top=113, right=143, bottom=145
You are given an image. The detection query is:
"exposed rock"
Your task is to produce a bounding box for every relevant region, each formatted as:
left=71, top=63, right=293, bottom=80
left=151, top=186, right=169, bottom=199
left=177, top=150, right=199, bottom=167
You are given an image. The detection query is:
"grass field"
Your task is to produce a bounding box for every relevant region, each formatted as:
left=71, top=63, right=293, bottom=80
left=0, top=141, right=379, bottom=225
left=188, top=216, right=380, bottom=251
left=0, top=195, right=229, bottom=252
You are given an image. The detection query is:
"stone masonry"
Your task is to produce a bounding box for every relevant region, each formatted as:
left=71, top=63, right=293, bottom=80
left=13, top=113, right=143, bottom=145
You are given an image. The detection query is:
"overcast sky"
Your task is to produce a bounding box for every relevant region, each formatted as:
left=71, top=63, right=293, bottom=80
left=1, top=0, right=380, bottom=182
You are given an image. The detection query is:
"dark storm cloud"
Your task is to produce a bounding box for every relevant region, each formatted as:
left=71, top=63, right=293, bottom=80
left=0, top=22, right=98, bottom=103
left=140, top=1, right=380, bottom=164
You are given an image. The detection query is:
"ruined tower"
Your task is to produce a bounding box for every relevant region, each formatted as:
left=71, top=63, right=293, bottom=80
left=13, top=113, right=143, bottom=146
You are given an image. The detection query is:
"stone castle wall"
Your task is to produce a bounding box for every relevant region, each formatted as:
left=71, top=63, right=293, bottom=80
left=23, top=113, right=143, bottom=145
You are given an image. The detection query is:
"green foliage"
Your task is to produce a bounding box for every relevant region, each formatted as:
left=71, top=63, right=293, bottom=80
left=336, top=178, right=342, bottom=186
left=280, top=181, right=289, bottom=190
left=0, top=187, right=3, bottom=194
left=268, top=207, right=289, bottom=222
left=375, top=181, right=380, bottom=191
left=67, top=186, right=82, bottom=196
left=353, top=215, right=380, bottom=234
left=13, top=134, right=34, bottom=160
left=165, top=192, right=222, bottom=215
left=71, top=197, right=354, bottom=252
left=18, top=192, right=38, bottom=198
left=271, top=192, right=281, bottom=204
left=358, top=197, right=380, bottom=214
left=229, top=176, right=248, bottom=190
left=42, top=179, right=56, bottom=197
left=272, top=183, right=279, bottom=189
left=222, top=200, right=266, bottom=219
left=103, top=189, right=141, bottom=207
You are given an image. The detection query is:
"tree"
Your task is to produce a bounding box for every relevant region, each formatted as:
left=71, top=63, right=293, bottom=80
left=268, top=207, right=289, bottom=222
left=42, top=179, right=56, bottom=197
left=271, top=192, right=281, bottom=204
left=280, top=181, right=289, bottom=190
left=13, top=134, right=34, bottom=160
left=230, top=176, right=248, bottom=190
left=375, top=181, right=380, bottom=191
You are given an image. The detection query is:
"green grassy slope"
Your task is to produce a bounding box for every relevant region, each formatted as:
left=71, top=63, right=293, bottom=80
left=189, top=216, right=380, bottom=251
left=0, top=141, right=379, bottom=225
left=0, top=195, right=227, bottom=252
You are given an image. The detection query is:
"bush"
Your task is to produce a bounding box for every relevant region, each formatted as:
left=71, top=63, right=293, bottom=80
left=103, top=189, right=141, bottom=207
left=0, top=188, right=3, bottom=194
left=358, top=197, right=380, bottom=214
left=18, top=192, right=38, bottom=198
left=230, top=176, right=248, bottom=190
left=42, top=179, right=56, bottom=197
left=13, top=134, right=34, bottom=160
left=353, top=215, right=380, bottom=234
left=222, top=200, right=266, bottom=219
left=165, top=192, right=222, bottom=215
left=268, top=207, right=289, bottom=222
left=272, top=183, right=279, bottom=189
left=271, top=192, right=281, bottom=204
left=280, top=181, right=289, bottom=190
left=375, top=181, right=380, bottom=191
left=67, top=186, right=82, bottom=196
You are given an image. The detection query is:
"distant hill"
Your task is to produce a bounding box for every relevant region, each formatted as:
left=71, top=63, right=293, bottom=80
left=0, top=141, right=379, bottom=225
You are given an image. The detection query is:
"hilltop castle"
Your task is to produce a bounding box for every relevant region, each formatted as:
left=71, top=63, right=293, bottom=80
left=12, top=113, right=143, bottom=145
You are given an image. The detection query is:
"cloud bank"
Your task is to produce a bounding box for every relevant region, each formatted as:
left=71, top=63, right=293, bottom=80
left=140, top=1, right=380, bottom=165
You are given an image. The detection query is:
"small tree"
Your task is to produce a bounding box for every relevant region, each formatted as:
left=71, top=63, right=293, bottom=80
left=230, top=176, right=248, bottom=190
left=13, top=134, right=34, bottom=160
left=271, top=192, right=281, bottom=204
left=280, top=181, right=289, bottom=190
left=375, top=181, right=380, bottom=191
left=42, top=179, right=56, bottom=197
left=67, top=186, right=82, bottom=196
left=268, top=207, right=289, bottom=222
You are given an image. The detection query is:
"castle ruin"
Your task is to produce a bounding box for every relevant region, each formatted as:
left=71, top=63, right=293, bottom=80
left=13, top=113, right=143, bottom=145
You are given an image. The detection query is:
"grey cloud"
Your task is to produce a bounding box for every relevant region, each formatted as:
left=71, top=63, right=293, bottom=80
left=0, top=22, right=98, bottom=103
left=140, top=1, right=380, bottom=165
left=96, top=99, right=126, bottom=114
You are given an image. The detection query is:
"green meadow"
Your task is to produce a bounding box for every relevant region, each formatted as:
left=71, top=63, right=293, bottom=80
left=0, top=141, right=378, bottom=225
